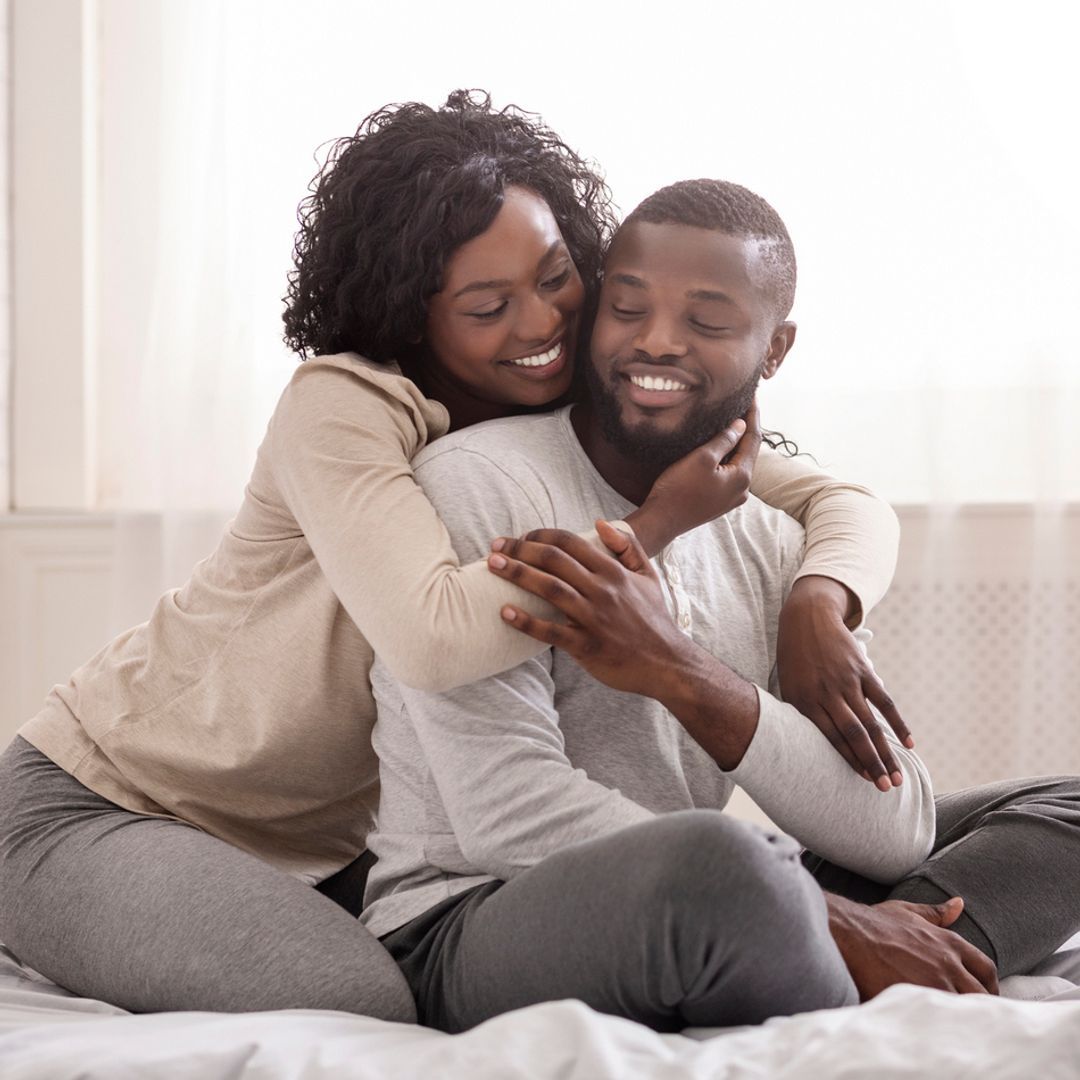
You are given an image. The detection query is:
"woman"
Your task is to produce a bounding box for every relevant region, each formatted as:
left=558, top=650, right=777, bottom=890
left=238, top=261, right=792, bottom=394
left=0, top=91, right=903, bottom=1021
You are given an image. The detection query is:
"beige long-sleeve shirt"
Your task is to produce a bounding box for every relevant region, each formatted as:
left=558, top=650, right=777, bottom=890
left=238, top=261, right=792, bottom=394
left=19, top=353, right=899, bottom=882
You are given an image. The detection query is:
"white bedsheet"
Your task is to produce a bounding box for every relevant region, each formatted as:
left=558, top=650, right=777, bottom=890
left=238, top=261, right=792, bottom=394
left=2, top=944, right=1079, bottom=1079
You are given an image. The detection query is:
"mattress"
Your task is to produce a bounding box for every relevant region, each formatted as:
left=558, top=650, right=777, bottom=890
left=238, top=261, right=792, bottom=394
left=2, top=942, right=1079, bottom=1078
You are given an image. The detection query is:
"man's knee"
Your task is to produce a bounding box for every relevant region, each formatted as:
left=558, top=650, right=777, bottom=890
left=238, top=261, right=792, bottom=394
left=627, top=812, right=853, bottom=1020
left=634, top=810, right=803, bottom=901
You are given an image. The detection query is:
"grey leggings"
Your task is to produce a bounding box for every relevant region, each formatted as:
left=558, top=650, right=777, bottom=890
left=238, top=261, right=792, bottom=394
left=0, top=737, right=414, bottom=1020
left=385, top=777, right=1080, bottom=1032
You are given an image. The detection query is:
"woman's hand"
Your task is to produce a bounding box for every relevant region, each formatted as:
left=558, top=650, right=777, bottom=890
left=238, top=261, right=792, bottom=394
left=623, top=402, right=763, bottom=557
left=486, top=521, right=691, bottom=698
left=777, top=576, right=913, bottom=791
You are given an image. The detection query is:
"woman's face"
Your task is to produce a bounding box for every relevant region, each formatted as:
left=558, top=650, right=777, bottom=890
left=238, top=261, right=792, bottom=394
left=425, top=186, right=585, bottom=407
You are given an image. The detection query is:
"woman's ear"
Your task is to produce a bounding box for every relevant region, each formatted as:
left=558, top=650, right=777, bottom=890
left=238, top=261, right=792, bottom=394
left=762, top=321, right=796, bottom=380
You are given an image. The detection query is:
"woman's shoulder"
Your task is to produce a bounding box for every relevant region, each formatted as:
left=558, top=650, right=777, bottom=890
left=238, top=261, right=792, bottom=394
left=278, top=352, right=451, bottom=445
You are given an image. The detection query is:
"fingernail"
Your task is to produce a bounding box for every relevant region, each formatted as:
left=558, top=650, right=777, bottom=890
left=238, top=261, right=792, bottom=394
left=501, top=606, right=516, bottom=621
left=891, top=771, right=903, bottom=786
left=491, top=538, right=505, bottom=552
left=489, top=554, right=507, bottom=570
left=876, top=775, right=892, bottom=792
left=904, top=736, right=916, bottom=748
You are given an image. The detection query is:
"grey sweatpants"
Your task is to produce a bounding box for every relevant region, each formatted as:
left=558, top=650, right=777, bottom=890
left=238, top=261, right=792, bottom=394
left=0, top=737, right=414, bottom=1020
left=385, top=777, right=1080, bottom=1032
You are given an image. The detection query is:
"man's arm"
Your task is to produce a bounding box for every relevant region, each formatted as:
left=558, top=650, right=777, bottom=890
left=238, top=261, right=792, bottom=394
left=487, top=526, right=935, bottom=884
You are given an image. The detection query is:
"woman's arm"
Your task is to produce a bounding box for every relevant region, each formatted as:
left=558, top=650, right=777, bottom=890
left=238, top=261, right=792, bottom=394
left=268, top=360, right=572, bottom=692
left=748, top=443, right=900, bottom=625
left=747, top=445, right=913, bottom=786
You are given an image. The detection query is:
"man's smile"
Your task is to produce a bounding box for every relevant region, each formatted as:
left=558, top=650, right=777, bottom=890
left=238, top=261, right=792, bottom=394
left=617, top=363, right=699, bottom=409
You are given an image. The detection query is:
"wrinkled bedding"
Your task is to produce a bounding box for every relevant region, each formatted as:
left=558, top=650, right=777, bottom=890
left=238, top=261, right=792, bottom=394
left=2, top=943, right=1079, bottom=1079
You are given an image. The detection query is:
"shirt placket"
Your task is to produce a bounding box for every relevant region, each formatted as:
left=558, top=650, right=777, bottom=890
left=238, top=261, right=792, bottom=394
left=658, top=545, right=693, bottom=637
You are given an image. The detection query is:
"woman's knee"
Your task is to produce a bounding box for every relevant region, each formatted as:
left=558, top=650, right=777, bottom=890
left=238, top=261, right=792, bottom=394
left=306, top=946, right=417, bottom=1022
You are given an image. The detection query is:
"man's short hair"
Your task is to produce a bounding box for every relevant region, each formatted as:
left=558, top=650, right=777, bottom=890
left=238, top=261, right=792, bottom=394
left=623, top=179, right=796, bottom=321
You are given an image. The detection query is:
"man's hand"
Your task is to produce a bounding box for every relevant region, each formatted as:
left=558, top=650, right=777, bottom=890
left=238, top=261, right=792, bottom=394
left=486, top=522, right=690, bottom=698
left=487, top=522, right=760, bottom=768
left=778, top=576, right=913, bottom=791
left=826, top=893, right=999, bottom=999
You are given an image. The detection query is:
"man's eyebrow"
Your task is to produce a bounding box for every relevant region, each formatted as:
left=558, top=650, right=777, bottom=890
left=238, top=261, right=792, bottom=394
left=608, top=278, right=737, bottom=305
left=452, top=241, right=565, bottom=299
left=688, top=289, right=736, bottom=304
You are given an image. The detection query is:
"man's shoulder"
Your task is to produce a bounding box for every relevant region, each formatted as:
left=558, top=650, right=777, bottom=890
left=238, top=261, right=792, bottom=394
left=735, top=493, right=806, bottom=541
left=409, top=409, right=581, bottom=538
left=692, top=494, right=806, bottom=576
left=414, top=409, right=570, bottom=472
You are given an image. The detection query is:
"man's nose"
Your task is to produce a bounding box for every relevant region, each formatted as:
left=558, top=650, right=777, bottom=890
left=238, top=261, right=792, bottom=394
left=634, top=314, right=687, bottom=359
left=517, top=292, right=562, bottom=347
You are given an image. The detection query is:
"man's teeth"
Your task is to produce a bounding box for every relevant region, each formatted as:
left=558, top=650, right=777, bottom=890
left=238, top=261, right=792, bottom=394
left=507, top=344, right=561, bottom=367
left=629, top=374, right=691, bottom=392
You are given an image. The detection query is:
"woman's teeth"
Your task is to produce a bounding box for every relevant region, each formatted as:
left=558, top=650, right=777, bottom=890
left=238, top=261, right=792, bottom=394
left=507, top=344, right=561, bottom=367
left=629, top=374, right=691, bottom=392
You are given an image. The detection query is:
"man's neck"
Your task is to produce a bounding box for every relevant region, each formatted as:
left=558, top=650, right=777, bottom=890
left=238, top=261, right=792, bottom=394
left=570, top=402, right=663, bottom=507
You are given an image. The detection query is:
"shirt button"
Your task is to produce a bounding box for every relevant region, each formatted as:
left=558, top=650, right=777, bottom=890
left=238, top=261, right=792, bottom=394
left=679, top=612, right=691, bottom=629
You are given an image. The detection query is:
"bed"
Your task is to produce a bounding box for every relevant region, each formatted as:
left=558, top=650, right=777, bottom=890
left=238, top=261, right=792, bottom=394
left=2, top=939, right=1079, bottom=1078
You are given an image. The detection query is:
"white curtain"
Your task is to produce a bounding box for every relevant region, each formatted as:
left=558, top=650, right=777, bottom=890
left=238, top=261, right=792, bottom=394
left=95, top=0, right=1080, bottom=778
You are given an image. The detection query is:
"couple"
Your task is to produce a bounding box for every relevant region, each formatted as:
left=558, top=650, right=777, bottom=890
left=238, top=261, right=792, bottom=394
left=0, top=91, right=1076, bottom=1029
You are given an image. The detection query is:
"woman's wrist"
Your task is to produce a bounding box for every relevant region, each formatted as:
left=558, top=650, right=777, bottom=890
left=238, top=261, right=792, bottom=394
left=622, top=504, right=675, bottom=559
left=785, top=574, right=861, bottom=628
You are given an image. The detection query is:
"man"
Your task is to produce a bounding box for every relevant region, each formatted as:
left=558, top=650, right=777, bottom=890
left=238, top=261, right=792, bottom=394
left=362, top=180, right=1080, bottom=1031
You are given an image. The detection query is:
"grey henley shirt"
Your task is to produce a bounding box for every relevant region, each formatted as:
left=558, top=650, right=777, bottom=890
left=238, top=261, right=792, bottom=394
left=362, top=407, right=934, bottom=937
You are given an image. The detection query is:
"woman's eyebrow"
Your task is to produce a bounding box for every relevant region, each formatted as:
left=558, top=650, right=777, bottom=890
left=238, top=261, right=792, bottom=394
left=452, top=241, right=566, bottom=299
left=453, top=278, right=512, bottom=299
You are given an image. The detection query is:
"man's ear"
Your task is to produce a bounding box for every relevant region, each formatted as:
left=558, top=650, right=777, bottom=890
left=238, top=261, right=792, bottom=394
left=762, top=321, right=796, bottom=380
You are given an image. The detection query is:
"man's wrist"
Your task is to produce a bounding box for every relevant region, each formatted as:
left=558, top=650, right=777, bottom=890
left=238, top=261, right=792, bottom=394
left=824, top=892, right=858, bottom=947
left=654, top=643, right=760, bottom=770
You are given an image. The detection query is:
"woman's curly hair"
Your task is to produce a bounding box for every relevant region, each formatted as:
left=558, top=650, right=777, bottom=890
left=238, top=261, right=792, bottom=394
left=282, top=90, right=618, bottom=363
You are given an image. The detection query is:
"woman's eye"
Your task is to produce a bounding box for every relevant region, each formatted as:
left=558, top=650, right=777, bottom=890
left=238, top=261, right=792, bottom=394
left=541, top=268, right=572, bottom=290
left=612, top=305, right=645, bottom=319
left=469, top=301, right=508, bottom=321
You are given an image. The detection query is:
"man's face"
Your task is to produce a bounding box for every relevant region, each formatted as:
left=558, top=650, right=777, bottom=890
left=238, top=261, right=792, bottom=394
left=586, top=220, right=794, bottom=469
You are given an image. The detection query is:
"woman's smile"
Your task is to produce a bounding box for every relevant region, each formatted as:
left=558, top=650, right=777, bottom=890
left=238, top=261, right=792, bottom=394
left=499, top=336, right=569, bottom=380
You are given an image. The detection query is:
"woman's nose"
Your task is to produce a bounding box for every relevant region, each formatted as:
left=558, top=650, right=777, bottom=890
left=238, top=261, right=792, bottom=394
left=516, top=292, right=561, bottom=347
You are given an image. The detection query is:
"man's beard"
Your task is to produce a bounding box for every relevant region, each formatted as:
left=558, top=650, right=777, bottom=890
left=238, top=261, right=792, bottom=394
left=584, top=356, right=762, bottom=472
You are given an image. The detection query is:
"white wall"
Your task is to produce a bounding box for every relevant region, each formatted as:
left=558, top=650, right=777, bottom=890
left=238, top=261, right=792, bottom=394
left=6, top=2, right=1079, bottom=514
left=0, top=0, right=10, bottom=512
left=81, top=0, right=1080, bottom=513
